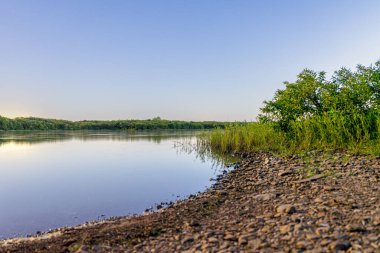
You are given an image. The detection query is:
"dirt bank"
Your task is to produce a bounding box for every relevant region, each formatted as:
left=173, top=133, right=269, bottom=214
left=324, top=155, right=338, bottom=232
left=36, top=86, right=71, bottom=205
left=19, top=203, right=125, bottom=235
left=1, top=152, right=379, bottom=252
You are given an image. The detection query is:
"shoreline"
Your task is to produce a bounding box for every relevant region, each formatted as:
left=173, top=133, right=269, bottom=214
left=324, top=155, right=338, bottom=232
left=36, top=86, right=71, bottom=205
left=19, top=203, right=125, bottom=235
left=1, top=152, right=379, bottom=252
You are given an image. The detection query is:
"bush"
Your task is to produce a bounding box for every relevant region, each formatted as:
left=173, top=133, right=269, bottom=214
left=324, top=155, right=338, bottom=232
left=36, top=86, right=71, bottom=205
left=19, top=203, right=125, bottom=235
left=259, top=60, right=380, bottom=131
left=200, top=60, right=380, bottom=156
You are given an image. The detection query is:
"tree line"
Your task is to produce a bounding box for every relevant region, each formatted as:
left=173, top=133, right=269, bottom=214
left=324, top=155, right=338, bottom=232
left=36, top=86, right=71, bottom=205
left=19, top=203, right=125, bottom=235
left=0, top=116, right=230, bottom=131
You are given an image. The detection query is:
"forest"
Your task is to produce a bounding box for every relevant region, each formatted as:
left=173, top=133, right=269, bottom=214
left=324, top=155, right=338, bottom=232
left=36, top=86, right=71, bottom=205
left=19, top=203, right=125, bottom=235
left=0, top=116, right=229, bottom=131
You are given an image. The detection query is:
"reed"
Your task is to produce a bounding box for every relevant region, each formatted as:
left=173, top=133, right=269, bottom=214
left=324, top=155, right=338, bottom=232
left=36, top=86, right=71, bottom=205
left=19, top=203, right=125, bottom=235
left=288, top=111, right=380, bottom=154
left=198, top=112, right=380, bottom=156
left=197, top=122, right=288, bottom=155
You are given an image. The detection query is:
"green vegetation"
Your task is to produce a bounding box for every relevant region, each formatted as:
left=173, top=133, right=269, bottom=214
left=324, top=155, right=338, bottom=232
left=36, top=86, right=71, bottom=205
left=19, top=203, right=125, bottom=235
left=200, top=60, right=380, bottom=156
left=0, top=116, right=229, bottom=131
left=197, top=122, right=287, bottom=154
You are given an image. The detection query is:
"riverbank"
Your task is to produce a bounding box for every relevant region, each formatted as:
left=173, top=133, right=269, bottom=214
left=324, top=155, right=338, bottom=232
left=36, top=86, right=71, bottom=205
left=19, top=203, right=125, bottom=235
left=1, top=152, right=379, bottom=252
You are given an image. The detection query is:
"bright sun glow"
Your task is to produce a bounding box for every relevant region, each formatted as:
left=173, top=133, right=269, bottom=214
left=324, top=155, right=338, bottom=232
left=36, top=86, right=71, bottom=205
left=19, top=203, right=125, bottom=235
left=0, top=142, right=33, bottom=154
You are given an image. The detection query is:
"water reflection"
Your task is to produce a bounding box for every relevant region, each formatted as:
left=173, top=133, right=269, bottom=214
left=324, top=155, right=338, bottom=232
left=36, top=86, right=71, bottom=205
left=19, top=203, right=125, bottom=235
left=0, top=130, right=226, bottom=239
left=0, top=130, right=199, bottom=146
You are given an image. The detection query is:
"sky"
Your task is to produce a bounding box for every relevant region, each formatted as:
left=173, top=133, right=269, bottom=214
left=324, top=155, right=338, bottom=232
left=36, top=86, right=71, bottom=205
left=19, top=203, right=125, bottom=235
left=1, top=0, right=380, bottom=121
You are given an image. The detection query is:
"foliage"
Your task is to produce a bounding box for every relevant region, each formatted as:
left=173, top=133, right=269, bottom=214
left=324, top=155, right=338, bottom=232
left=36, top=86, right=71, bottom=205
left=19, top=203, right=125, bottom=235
left=259, top=61, right=380, bottom=131
left=0, top=116, right=230, bottom=131
left=200, top=60, right=380, bottom=156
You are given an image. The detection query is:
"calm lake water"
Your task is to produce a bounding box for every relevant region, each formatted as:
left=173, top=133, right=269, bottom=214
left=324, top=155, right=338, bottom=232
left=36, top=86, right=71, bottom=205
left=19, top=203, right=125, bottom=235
left=0, top=131, right=226, bottom=239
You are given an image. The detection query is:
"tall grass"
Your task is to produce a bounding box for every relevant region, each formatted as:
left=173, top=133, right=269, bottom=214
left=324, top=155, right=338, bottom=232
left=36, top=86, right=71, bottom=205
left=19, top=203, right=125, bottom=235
left=197, top=123, right=288, bottom=155
left=199, top=112, right=380, bottom=156
left=288, top=112, right=380, bottom=152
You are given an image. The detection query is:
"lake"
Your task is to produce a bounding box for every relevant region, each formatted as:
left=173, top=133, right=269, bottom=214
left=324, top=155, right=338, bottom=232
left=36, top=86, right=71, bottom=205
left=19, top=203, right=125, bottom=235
left=0, top=131, right=227, bottom=239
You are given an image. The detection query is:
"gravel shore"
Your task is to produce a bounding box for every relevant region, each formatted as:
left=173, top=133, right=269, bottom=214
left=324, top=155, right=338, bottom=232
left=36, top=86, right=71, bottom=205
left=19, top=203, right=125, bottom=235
left=1, top=152, right=379, bottom=252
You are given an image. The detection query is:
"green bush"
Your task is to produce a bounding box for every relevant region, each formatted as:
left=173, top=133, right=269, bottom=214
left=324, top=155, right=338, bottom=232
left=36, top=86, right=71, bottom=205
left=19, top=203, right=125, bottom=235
left=201, top=60, right=380, bottom=156
left=259, top=60, right=380, bottom=131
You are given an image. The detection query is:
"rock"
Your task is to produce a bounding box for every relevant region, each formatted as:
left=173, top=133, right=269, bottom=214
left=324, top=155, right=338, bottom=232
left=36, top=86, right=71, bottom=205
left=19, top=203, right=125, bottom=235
left=248, top=239, right=262, bottom=249
left=252, top=193, right=276, bottom=201
left=290, top=213, right=303, bottom=223
left=208, top=237, right=219, bottom=243
left=181, top=237, right=194, bottom=244
left=373, top=214, right=380, bottom=225
left=294, top=174, right=325, bottom=184
left=247, top=221, right=256, bottom=229
left=217, top=190, right=228, bottom=196
left=238, top=235, right=250, bottom=245
left=294, top=223, right=305, bottom=232
left=367, top=234, right=379, bottom=241
left=323, top=186, right=336, bottom=191
left=133, top=244, right=143, bottom=251
left=219, top=241, right=230, bottom=249
left=204, top=231, right=215, bottom=237
left=276, top=204, right=297, bottom=214
left=305, top=233, right=319, bottom=240
left=295, top=241, right=309, bottom=249
left=316, top=227, right=330, bottom=236
left=224, top=234, right=237, bottom=241
left=345, top=224, right=366, bottom=233
left=320, top=239, right=332, bottom=246
left=329, top=241, right=351, bottom=251
left=75, top=246, right=90, bottom=253
left=279, top=225, right=292, bottom=234
left=185, top=220, right=200, bottom=227
left=201, top=244, right=210, bottom=251
left=281, top=234, right=292, bottom=241
left=75, top=249, right=89, bottom=253
left=260, top=225, right=271, bottom=233
left=278, top=171, right=291, bottom=176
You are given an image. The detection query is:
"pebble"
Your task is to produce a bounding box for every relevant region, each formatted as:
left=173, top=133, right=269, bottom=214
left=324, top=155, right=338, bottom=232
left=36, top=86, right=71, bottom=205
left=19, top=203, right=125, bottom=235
left=253, top=193, right=276, bottom=201
left=181, top=237, right=194, bottom=244
left=329, top=241, right=351, bottom=251
left=208, top=237, right=219, bottom=243
left=276, top=204, right=297, bottom=214
left=279, top=225, right=292, bottom=234
left=224, top=234, right=237, bottom=241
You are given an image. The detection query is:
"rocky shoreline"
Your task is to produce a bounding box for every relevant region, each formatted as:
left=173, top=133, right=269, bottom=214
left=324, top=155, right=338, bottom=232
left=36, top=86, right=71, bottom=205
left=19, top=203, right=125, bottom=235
left=1, top=152, right=379, bottom=252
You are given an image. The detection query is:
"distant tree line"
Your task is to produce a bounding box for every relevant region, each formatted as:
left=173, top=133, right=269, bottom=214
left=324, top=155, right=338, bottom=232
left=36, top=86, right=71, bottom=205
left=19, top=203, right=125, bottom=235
left=0, top=116, right=231, bottom=131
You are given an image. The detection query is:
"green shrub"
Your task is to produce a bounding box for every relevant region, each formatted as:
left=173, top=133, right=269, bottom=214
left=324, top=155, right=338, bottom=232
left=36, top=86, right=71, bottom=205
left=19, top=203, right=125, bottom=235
left=259, top=60, right=380, bottom=131
left=200, top=60, right=380, bottom=156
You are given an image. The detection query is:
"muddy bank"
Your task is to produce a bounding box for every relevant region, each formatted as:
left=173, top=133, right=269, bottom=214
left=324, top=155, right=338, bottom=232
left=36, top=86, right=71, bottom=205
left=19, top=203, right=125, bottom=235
left=1, top=152, right=379, bottom=252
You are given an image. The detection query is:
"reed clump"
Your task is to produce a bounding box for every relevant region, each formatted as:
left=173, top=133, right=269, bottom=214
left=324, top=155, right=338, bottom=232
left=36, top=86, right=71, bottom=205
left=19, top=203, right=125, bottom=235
left=197, top=123, right=288, bottom=155
left=288, top=111, right=380, bottom=153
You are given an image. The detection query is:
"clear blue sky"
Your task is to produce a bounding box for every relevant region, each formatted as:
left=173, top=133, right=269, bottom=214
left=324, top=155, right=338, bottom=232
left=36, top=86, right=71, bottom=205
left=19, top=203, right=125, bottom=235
left=1, top=0, right=380, bottom=121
